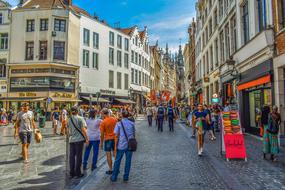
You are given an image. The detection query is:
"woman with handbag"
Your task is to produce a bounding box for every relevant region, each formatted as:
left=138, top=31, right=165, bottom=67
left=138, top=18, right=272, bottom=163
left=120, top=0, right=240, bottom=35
left=263, top=105, right=281, bottom=162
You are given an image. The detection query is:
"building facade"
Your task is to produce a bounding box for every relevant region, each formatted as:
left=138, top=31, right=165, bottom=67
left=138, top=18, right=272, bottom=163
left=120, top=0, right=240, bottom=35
left=0, top=1, right=11, bottom=109
left=183, top=43, right=190, bottom=105
left=7, top=0, right=81, bottom=112
left=176, top=45, right=185, bottom=102
left=78, top=13, right=131, bottom=105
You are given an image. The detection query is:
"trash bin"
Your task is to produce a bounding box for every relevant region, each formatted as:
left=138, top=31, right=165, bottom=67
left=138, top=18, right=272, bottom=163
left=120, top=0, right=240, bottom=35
left=39, top=116, right=46, bottom=128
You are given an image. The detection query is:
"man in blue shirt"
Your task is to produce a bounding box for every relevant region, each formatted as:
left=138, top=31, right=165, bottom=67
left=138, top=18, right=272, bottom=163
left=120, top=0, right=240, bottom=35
left=111, top=110, right=135, bottom=182
left=167, top=105, right=175, bottom=132
left=157, top=104, right=165, bottom=132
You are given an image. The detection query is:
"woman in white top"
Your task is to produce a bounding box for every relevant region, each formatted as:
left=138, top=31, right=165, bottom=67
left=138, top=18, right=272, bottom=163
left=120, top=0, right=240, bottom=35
left=83, top=109, right=102, bottom=171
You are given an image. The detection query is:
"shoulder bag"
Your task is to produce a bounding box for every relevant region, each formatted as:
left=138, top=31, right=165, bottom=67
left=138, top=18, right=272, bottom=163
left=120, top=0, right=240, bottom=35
left=70, top=117, right=87, bottom=141
left=121, top=121, right=137, bottom=152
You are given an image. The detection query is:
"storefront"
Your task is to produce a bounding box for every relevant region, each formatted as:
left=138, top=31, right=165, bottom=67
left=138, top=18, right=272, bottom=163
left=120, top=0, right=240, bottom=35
left=238, top=59, right=274, bottom=135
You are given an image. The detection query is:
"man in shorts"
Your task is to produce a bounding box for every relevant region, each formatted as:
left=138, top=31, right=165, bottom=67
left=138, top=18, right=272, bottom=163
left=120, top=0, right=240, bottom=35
left=100, top=108, right=118, bottom=175
left=15, top=102, right=37, bottom=163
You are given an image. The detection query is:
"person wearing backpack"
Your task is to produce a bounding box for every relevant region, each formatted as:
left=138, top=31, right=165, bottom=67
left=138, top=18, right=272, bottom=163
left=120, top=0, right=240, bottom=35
left=263, top=105, right=281, bottom=162
left=111, top=110, right=136, bottom=182
left=157, top=104, right=165, bottom=132
left=167, top=105, right=175, bottom=132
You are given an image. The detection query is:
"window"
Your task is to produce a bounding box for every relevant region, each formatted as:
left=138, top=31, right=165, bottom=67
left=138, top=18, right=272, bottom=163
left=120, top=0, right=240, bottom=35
left=135, top=36, right=138, bottom=46
left=219, top=0, right=223, bottom=19
left=93, top=32, right=99, bottom=49
left=135, top=52, right=138, bottom=64
left=117, top=35, right=122, bottom=48
left=135, top=70, right=138, bottom=84
left=83, top=28, right=90, bottom=46
left=124, top=74, right=129, bottom=90
left=242, top=1, right=249, bottom=44
left=215, top=38, right=219, bottom=67
left=214, top=9, right=218, bottom=27
left=0, top=33, right=8, bottom=50
left=210, top=46, right=213, bottom=71
left=225, top=24, right=230, bottom=59
left=26, top=20, right=35, bottom=32
left=39, top=41, right=47, bottom=60
left=54, top=19, right=66, bottom=32
left=230, top=16, right=237, bottom=54
left=131, top=51, right=134, bottom=62
left=281, top=0, right=285, bottom=28
left=92, top=52, right=99, bottom=69
left=257, top=0, right=266, bottom=32
left=131, top=68, right=134, bottom=83
left=0, top=64, right=6, bottom=77
left=0, top=13, right=3, bottom=24
left=220, top=31, right=224, bottom=62
left=53, top=41, right=65, bottom=60
left=206, top=51, right=209, bottom=74
left=124, top=53, right=129, bottom=68
left=109, top=31, right=114, bottom=46
left=209, top=18, right=212, bottom=36
left=124, top=38, right=129, bottom=51
left=139, top=55, right=141, bottom=66
left=117, top=50, right=122, bottom=67
left=109, top=48, right=114, bottom=65
left=109, top=70, right=114, bottom=88
left=83, top=50, right=89, bottom=67
left=117, top=72, right=122, bottom=89
left=25, top=42, right=34, bottom=60
left=139, top=71, right=141, bottom=85
left=142, top=73, right=145, bottom=85
left=40, top=19, right=48, bottom=31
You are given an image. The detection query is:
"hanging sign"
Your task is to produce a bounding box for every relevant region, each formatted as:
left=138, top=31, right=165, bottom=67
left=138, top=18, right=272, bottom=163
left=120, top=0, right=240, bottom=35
left=224, top=134, right=247, bottom=159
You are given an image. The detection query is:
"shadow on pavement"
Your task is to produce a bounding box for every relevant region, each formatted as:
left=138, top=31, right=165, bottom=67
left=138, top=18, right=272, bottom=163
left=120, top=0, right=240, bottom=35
left=0, top=143, right=18, bottom=147
left=42, top=155, right=65, bottom=166
left=0, top=158, right=22, bottom=165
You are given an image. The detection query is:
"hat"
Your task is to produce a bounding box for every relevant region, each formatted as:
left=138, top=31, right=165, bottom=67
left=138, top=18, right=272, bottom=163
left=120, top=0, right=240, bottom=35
left=21, top=102, right=29, bottom=107
left=71, top=106, right=78, bottom=113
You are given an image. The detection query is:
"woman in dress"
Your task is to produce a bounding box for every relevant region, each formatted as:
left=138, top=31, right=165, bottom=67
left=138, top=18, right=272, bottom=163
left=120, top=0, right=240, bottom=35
left=263, top=105, right=281, bottom=161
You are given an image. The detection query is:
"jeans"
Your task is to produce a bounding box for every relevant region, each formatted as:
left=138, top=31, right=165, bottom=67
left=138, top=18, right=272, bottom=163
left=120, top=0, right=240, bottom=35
left=83, top=140, right=100, bottom=170
left=69, top=141, right=84, bottom=177
left=111, top=149, right=133, bottom=181
left=147, top=115, right=152, bottom=126
left=169, top=117, right=174, bottom=131
left=158, top=117, right=164, bottom=132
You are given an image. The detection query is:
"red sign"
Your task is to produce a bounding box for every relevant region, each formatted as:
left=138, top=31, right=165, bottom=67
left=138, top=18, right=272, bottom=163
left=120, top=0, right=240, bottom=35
left=224, top=134, right=247, bottom=159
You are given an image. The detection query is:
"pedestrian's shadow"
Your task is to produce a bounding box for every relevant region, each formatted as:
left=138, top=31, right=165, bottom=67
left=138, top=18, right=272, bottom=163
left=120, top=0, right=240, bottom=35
left=0, top=158, right=22, bottom=165
left=0, top=143, right=18, bottom=147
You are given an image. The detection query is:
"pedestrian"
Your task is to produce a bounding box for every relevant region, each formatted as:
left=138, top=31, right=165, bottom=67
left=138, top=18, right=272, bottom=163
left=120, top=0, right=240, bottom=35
left=204, top=105, right=216, bottom=141
left=100, top=108, right=118, bottom=175
left=260, top=105, right=270, bottom=137
left=14, top=102, right=38, bottom=163
left=263, top=105, right=281, bottom=162
left=83, top=109, right=102, bottom=171
left=167, top=105, right=175, bottom=132
left=191, top=105, right=198, bottom=138
left=193, top=104, right=210, bottom=156
left=67, top=106, right=89, bottom=179
left=60, top=105, right=68, bottom=136
left=51, top=107, right=60, bottom=135
left=0, top=109, right=8, bottom=126
left=111, top=110, right=136, bottom=182
left=157, top=104, right=165, bottom=132
left=146, top=105, right=153, bottom=127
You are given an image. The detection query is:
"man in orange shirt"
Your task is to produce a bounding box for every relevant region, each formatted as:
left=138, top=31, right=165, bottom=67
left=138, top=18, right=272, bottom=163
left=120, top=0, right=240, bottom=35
left=100, top=108, right=118, bottom=175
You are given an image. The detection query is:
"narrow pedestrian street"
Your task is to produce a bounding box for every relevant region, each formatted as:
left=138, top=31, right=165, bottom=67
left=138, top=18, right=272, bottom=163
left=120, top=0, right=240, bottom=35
left=78, top=116, right=285, bottom=190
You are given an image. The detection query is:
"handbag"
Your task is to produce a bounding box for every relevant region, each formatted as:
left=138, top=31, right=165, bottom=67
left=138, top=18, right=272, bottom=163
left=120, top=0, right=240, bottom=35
left=121, top=121, right=137, bottom=152
left=70, top=117, right=87, bottom=141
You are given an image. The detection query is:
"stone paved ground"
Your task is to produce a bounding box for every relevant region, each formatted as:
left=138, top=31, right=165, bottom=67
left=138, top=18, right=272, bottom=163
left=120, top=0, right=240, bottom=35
left=79, top=117, right=285, bottom=190
left=0, top=122, right=103, bottom=190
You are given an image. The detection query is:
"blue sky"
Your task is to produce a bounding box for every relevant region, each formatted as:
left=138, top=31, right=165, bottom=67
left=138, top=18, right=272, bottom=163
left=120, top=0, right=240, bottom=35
left=7, top=0, right=196, bottom=52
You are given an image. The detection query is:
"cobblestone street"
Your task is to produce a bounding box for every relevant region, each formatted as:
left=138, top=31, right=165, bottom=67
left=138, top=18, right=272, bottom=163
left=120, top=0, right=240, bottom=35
left=79, top=116, right=285, bottom=190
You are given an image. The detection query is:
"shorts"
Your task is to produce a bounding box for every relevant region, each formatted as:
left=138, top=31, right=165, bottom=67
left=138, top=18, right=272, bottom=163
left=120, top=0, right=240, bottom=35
left=19, top=132, right=32, bottom=144
left=104, top=139, right=115, bottom=152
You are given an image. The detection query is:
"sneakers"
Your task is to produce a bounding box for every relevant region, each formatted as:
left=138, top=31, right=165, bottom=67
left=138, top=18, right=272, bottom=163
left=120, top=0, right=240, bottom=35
left=106, top=170, right=113, bottom=175
left=23, top=159, right=29, bottom=164
left=198, top=148, right=203, bottom=156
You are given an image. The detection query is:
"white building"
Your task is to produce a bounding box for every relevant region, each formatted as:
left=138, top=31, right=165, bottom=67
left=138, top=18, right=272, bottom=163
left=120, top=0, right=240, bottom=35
left=78, top=14, right=131, bottom=104
left=120, top=26, right=150, bottom=112
left=0, top=0, right=11, bottom=108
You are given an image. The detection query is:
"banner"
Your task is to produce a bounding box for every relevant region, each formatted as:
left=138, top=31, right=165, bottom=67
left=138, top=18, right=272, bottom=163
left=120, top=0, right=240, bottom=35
left=224, top=134, right=247, bottom=159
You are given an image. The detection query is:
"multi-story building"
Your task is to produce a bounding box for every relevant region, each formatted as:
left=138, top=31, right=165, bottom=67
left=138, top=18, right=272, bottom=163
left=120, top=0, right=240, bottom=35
left=7, top=0, right=82, bottom=112
left=0, top=1, right=11, bottom=109
left=272, top=0, right=285, bottom=138
left=183, top=43, right=190, bottom=104
left=188, top=19, right=196, bottom=105
left=78, top=13, right=131, bottom=105
left=120, top=26, right=150, bottom=112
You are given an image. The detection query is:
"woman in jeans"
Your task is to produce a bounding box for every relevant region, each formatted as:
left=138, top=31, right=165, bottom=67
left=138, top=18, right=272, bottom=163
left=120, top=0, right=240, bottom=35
left=83, top=109, right=102, bottom=171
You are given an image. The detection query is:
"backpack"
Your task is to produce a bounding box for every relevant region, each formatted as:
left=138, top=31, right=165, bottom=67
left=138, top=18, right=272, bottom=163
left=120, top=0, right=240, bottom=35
left=168, top=108, right=174, bottom=118
left=158, top=107, right=164, bottom=117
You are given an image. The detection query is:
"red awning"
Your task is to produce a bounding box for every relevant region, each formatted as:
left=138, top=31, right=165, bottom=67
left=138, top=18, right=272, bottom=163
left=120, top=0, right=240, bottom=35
left=237, top=75, right=270, bottom=91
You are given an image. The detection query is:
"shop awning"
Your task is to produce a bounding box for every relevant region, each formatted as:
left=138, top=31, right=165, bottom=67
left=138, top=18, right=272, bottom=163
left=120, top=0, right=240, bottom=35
left=237, top=75, right=271, bottom=91
left=51, top=97, right=82, bottom=102
left=115, top=98, right=136, bottom=104
left=81, top=96, right=110, bottom=103
left=0, top=97, right=46, bottom=102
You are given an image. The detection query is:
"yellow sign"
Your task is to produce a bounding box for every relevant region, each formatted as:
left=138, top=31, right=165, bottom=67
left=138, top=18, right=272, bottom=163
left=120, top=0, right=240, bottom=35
left=19, top=92, right=37, bottom=97
left=53, top=92, right=73, bottom=98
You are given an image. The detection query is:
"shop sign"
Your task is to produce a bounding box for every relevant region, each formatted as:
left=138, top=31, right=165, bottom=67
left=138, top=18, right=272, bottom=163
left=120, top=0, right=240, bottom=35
left=53, top=92, right=73, bottom=98
left=224, top=134, right=247, bottom=159
left=100, top=89, right=115, bottom=95
left=19, top=92, right=37, bottom=97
